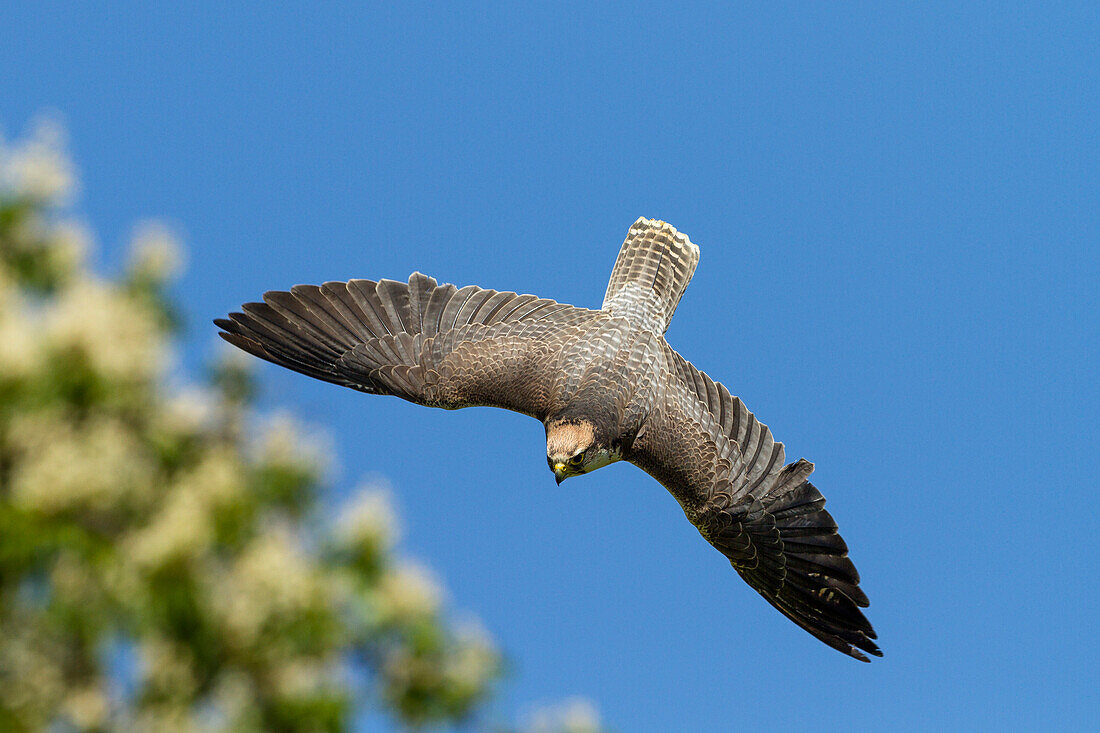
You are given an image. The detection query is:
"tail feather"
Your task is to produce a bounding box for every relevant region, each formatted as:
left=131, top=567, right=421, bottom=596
left=602, top=217, right=700, bottom=333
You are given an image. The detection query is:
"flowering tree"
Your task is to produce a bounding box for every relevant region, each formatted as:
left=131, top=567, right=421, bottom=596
left=0, top=121, right=604, bottom=733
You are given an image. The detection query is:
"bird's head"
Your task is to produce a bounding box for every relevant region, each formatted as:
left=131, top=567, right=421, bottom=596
left=545, top=419, right=620, bottom=484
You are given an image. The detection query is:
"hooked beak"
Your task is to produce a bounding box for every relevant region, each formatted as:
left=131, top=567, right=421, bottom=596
left=553, top=463, right=566, bottom=485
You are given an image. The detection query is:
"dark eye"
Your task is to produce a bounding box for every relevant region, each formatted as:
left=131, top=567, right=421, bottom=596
left=569, top=452, right=585, bottom=466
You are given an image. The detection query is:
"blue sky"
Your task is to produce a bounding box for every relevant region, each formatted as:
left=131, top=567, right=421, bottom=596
left=4, top=2, right=1098, bottom=730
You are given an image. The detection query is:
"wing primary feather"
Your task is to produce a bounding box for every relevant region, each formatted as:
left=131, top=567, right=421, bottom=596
left=440, top=284, right=480, bottom=331
left=319, top=281, right=378, bottom=341
left=453, top=289, right=496, bottom=327
left=375, top=279, right=413, bottom=334
left=290, top=284, right=361, bottom=345
left=347, top=279, right=396, bottom=337
left=472, top=291, right=517, bottom=324
left=421, top=282, right=457, bottom=337
left=406, top=272, right=438, bottom=334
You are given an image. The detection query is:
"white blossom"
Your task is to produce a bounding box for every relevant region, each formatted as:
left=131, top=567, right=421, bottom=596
left=527, top=697, right=603, bottom=733
left=215, top=528, right=327, bottom=648
left=335, top=483, right=401, bottom=554
left=131, top=704, right=203, bottom=733
left=48, top=551, right=99, bottom=607
left=130, top=221, right=184, bottom=281
left=139, top=636, right=198, bottom=700
left=0, top=626, right=66, bottom=723
left=444, top=620, right=500, bottom=693
left=0, top=297, right=42, bottom=378
left=126, top=452, right=246, bottom=569
left=375, top=561, right=443, bottom=621
left=45, top=219, right=90, bottom=278
left=0, top=118, right=77, bottom=203
left=63, top=685, right=110, bottom=730
left=127, top=485, right=213, bottom=568
left=161, top=386, right=219, bottom=434
left=272, top=658, right=333, bottom=700
left=45, top=279, right=165, bottom=381
left=9, top=414, right=157, bottom=515
left=257, top=411, right=331, bottom=475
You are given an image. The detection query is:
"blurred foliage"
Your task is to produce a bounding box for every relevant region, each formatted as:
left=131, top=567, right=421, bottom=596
left=0, top=121, right=606, bottom=733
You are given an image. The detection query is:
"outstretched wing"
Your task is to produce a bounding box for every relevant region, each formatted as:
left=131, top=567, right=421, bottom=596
left=216, top=273, right=600, bottom=419
left=628, top=349, right=881, bottom=661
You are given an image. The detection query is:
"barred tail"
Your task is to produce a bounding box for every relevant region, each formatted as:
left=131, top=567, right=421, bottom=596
left=601, top=217, right=700, bottom=333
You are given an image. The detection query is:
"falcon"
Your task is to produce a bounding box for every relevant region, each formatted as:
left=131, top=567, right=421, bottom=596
left=216, top=217, right=881, bottom=661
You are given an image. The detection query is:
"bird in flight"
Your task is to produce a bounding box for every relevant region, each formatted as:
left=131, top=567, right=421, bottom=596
left=216, top=217, right=881, bottom=661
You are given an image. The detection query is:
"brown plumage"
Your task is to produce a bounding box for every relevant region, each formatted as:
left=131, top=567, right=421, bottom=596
left=216, top=217, right=881, bottom=661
